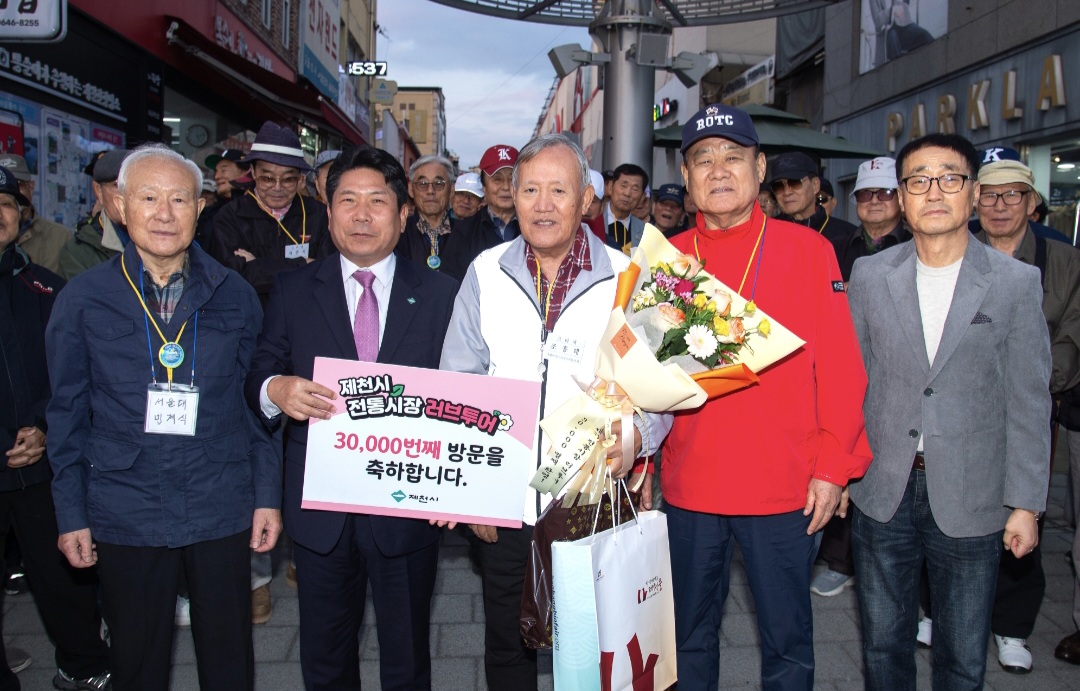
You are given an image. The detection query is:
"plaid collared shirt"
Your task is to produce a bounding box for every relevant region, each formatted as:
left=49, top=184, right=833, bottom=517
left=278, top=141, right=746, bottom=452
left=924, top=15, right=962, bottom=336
left=143, top=256, right=189, bottom=324
left=525, top=227, right=592, bottom=332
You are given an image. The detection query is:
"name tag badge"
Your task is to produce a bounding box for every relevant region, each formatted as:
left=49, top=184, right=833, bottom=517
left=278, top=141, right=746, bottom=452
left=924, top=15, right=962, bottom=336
left=285, top=242, right=310, bottom=260
left=145, top=383, right=199, bottom=436
left=543, top=334, right=586, bottom=365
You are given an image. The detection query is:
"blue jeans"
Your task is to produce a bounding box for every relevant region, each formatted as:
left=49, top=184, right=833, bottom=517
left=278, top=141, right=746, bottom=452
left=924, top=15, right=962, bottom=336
left=667, top=504, right=816, bottom=691
left=852, top=470, right=1002, bottom=691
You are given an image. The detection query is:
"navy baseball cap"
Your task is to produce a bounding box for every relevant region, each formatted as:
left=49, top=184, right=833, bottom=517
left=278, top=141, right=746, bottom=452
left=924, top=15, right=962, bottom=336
left=980, top=147, right=1022, bottom=164
left=681, top=104, right=759, bottom=154
left=655, top=184, right=684, bottom=205
left=0, top=167, right=29, bottom=206
left=769, top=152, right=819, bottom=183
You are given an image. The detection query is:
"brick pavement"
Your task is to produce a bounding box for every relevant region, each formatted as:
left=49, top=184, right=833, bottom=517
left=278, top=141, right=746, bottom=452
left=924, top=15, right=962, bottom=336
left=3, top=474, right=1079, bottom=690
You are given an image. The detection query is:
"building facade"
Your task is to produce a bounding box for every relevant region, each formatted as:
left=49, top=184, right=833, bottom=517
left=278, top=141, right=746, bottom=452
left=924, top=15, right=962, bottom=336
left=824, top=0, right=1080, bottom=240
left=0, top=0, right=377, bottom=225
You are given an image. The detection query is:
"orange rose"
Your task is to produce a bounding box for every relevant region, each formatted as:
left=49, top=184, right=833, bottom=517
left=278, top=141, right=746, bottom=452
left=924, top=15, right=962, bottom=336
left=657, top=302, right=686, bottom=328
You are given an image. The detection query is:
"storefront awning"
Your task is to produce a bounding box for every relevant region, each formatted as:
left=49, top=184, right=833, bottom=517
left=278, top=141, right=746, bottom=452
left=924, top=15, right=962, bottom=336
left=164, top=17, right=367, bottom=145
left=655, top=104, right=881, bottom=159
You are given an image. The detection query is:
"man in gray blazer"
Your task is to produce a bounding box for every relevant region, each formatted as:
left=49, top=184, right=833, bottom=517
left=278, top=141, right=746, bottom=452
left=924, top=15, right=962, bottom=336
left=847, top=133, right=1051, bottom=691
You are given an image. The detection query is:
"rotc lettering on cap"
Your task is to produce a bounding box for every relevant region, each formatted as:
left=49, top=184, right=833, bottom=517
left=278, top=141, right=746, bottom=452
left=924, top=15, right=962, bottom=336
left=870, top=159, right=884, bottom=169
left=832, top=280, right=846, bottom=293
left=498, top=148, right=511, bottom=161
left=0, top=170, right=6, bottom=186
left=983, top=147, right=1005, bottom=163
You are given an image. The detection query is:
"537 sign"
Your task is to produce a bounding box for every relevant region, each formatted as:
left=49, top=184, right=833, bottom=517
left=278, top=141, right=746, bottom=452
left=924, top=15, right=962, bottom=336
left=347, top=61, right=387, bottom=77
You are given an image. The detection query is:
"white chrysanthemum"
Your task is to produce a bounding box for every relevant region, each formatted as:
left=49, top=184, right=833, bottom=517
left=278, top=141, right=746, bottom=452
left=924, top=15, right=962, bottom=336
left=684, top=324, right=718, bottom=359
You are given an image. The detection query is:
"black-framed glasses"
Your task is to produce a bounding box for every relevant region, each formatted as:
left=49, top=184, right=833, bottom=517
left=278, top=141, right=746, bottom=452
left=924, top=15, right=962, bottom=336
left=899, top=174, right=971, bottom=195
left=854, top=188, right=898, bottom=203
left=770, top=177, right=806, bottom=193
left=978, top=190, right=1029, bottom=207
left=414, top=179, right=448, bottom=192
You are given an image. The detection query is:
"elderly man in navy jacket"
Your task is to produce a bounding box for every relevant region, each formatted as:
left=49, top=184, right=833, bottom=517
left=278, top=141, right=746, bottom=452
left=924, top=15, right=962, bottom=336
left=46, top=144, right=281, bottom=691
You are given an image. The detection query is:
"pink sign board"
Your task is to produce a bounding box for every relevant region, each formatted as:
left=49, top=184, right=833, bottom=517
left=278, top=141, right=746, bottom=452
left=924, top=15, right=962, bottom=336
left=302, top=357, right=542, bottom=528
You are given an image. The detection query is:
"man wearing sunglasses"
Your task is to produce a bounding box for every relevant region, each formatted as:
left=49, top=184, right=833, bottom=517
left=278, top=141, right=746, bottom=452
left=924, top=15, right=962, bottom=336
left=847, top=133, right=1052, bottom=691
left=769, top=151, right=856, bottom=243
left=829, top=157, right=911, bottom=283
left=972, top=156, right=1080, bottom=673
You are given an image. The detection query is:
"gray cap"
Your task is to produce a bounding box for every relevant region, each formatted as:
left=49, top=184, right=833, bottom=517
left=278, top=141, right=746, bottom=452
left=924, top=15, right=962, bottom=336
left=0, top=154, right=32, bottom=182
left=315, top=150, right=342, bottom=170
left=92, top=149, right=131, bottom=183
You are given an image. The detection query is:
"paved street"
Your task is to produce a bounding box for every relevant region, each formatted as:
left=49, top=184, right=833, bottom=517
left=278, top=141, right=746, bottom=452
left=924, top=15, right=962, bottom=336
left=4, top=471, right=1080, bottom=690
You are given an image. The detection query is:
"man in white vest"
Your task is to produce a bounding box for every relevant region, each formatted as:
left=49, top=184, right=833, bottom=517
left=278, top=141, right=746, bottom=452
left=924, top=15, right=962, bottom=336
left=440, top=133, right=668, bottom=691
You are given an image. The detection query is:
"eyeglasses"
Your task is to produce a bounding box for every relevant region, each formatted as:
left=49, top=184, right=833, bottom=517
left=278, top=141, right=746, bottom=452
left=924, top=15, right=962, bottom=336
left=413, top=179, right=448, bottom=192
left=770, top=178, right=807, bottom=193
left=899, top=174, right=971, bottom=195
left=978, top=190, right=1029, bottom=207
left=255, top=174, right=301, bottom=189
left=817, top=194, right=833, bottom=205
left=854, top=188, right=898, bottom=203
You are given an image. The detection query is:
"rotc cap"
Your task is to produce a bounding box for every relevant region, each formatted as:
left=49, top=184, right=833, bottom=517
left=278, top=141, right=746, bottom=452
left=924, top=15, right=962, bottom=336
left=980, top=147, right=1022, bottom=164
left=92, top=149, right=131, bottom=183
left=681, top=104, right=759, bottom=153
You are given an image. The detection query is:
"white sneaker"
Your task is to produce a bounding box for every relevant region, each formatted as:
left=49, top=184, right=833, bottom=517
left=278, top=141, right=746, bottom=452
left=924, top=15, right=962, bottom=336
left=995, top=634, right=1032, bottom=674
left=175, top=595, right=191, bottom=627
left=916, top=616, right=932, bottom=648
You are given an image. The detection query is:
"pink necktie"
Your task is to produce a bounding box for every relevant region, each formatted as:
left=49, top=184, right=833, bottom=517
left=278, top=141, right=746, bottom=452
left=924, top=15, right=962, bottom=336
left=353, top=270, right=379, bottom=361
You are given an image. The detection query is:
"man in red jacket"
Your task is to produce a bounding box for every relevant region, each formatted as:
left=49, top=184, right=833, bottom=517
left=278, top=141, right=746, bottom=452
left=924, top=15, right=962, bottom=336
left=656, top=104, right=870, bottom=691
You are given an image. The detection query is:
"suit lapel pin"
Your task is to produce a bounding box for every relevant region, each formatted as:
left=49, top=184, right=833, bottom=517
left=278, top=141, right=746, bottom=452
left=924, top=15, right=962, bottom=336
left=407, top=297, right=416, bottom=305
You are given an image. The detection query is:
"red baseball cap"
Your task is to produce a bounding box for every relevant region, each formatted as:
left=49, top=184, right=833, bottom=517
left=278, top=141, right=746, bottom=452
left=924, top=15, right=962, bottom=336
left=479, top=145, right=518, bottom=176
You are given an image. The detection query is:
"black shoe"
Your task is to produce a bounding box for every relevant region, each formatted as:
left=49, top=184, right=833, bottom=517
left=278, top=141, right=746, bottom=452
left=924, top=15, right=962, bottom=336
left=1055, top=630, right=1080, bottom=665
left=4, top=573, right=27, bottom=596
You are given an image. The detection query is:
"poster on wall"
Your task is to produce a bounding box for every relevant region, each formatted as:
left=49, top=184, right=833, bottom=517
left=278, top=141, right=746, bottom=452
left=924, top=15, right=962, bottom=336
left=0, top=92, right=123, bottom=226
left=859, top=1, right=947, bottom=74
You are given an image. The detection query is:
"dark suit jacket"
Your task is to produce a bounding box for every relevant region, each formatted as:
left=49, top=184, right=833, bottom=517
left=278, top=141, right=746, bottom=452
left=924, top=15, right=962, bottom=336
left=246, top=253, right=458, bottom=556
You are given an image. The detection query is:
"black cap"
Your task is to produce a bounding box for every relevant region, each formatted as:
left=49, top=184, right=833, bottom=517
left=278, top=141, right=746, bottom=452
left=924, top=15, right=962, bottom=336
left=769, top=152, right=818, bottom=183
left=83, top=151, right=107, bottom=177
left=205, top=149, right=245, bottom=170
left=819, top=178, right=834, bottom=197
left=0, top=167, right=30, bottom=206
left=655, top=184, right=684, bottom=205
left=92, top=149, right=131, bottom=183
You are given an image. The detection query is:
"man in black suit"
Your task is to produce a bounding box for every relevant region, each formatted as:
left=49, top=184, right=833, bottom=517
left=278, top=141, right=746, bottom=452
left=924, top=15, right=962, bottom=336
left=246, top=146, right=458, bottom=691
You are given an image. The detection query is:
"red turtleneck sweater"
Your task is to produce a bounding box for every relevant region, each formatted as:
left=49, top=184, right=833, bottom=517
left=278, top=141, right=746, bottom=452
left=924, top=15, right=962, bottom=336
left=662, top=204, right=870, bottom=514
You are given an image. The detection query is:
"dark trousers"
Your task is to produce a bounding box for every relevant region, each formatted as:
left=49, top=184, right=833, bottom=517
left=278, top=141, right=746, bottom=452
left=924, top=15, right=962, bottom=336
left=463, top=523, right=537, bottom=691
left=991, top=520, right=1045, bottom=638
left=293, top=514, right=438, bottom=691
left=817, top=511, right=854, bottom=576
left=0, top=481, right=110, bottom=679
left=666, top=504, right=816, bottom=691
left=96, top=530, right=253, bottom=691
left=853, top=471, right=1001, bottom=691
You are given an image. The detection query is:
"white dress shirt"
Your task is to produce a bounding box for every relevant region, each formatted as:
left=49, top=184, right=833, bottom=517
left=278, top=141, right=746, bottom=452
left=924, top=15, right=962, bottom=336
left=259, top=252, right=398, bottom=418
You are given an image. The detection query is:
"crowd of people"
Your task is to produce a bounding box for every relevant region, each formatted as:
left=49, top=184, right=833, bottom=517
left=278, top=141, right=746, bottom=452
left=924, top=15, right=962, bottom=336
left=1, top=100, right=1079, bottom=691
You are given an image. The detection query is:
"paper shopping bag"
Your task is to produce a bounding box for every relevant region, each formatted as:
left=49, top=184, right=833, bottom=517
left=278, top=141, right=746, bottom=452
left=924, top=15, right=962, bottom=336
left=551, top=511, right=677, bottom=691
left=521, top=489, right=637, bottom=649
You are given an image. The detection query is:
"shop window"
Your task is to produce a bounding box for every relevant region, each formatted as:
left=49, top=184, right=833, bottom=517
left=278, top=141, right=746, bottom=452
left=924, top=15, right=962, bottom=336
left=282, top=0, right=290, bottom=48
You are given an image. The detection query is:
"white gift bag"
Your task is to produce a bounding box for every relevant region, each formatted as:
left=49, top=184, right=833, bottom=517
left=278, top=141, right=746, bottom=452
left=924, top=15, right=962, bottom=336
left=552, top=509, right=677, bottom=691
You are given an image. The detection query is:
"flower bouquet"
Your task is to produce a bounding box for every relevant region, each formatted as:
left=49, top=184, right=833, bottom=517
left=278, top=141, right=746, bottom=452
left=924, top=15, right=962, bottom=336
left=530, top=224, right=804, bottom=504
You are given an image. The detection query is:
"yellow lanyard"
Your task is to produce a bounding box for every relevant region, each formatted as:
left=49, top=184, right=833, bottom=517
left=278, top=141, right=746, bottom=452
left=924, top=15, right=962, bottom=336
left=694, top=213, right=767, bottom=296
left=534, top=256, right=555, bottom=328
left=818, top=210, right=830, bottom=235
left=122, top=258, right=192, bottom=387
left=247, top=190, right=307, bottom=244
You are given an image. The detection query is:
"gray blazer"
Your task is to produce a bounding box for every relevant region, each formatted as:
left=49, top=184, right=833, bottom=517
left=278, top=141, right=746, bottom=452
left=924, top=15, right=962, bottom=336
left=847, top=236, right=1052, bottom=538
